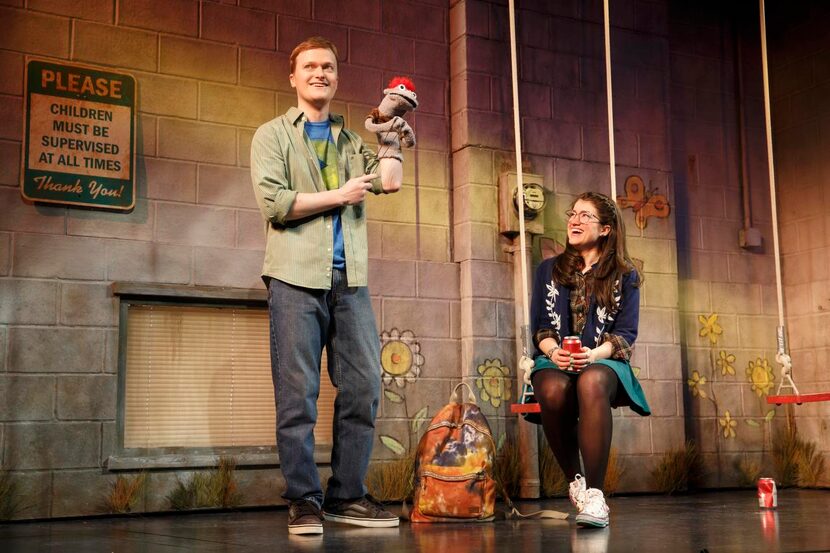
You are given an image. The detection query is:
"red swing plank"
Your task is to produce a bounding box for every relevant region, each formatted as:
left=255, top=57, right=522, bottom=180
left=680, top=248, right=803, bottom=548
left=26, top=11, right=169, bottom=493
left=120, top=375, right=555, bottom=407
left=510, top=403, right=541, bottom=414
left=767, top=392, right=830, bottom=405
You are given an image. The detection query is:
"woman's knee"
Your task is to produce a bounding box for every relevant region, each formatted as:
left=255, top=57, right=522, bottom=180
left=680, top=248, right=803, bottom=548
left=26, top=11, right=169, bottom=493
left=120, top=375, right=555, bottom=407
left=532, top=371, right=573, bottom=411
left=576, top=365, right=617, bottom=402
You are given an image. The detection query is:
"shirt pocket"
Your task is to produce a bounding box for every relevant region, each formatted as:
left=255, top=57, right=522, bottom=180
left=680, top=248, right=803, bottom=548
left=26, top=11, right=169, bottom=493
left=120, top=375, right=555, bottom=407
left=347, top=152, right=365, bottom=180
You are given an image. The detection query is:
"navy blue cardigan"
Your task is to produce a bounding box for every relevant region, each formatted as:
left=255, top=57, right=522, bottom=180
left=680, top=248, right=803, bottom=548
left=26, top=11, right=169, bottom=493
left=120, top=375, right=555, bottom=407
left=530, top=256, right=640, bottom=358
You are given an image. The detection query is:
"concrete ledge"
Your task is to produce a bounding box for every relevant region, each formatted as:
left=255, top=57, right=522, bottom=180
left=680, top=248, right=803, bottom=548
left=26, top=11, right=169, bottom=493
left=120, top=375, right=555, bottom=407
left=111, top=281, right=267, bottom=304
left=106, top=446, right=333, bottom=471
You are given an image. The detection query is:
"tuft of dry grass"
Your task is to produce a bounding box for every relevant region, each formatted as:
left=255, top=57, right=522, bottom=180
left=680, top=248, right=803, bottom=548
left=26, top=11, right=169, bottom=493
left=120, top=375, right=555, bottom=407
left=0, top=471, right=23, bottom=520
left=168, top=457, right=242, bottom=510
left=773, top=426, right=826, bottom=488
left=795, top=439, right=825, bottom=487
left=105, top=473, right=146, bottom=514
left=603, top=447, right=624, bottom=496
left=538, top=446, right=568, bottom=497
left=366, top=455, right=415, bottom=502
left=493, top=435, right=523, bottom=497
left=651, top=441, right=703, bottom=494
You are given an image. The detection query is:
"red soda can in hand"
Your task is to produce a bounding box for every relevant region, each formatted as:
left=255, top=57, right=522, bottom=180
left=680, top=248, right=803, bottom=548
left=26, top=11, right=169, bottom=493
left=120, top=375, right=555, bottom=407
left=757, top=477, right=777, bottom=508
left=562, top=336, right=582, bottom=371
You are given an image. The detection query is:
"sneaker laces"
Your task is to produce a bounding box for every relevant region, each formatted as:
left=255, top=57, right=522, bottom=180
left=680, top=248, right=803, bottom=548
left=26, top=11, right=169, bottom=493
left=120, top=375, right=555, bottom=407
left=569, top=474, right=587, bottom=510
left=291, top=500, right=321, bottom=519
left=581, top=488, right=609, bottom=517
left=353, top=494, right=386, bottom=515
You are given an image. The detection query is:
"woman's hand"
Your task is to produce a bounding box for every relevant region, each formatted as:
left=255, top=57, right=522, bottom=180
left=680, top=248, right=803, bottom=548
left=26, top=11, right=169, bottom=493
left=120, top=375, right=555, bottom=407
left=546, top=346, right=572, bottom=371
left=569, top=346, right=596, bottom=371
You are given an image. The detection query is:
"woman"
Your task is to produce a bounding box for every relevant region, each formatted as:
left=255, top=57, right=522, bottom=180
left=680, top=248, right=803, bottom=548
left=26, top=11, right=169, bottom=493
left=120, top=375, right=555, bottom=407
left=530, top=191, right=651, bottom=528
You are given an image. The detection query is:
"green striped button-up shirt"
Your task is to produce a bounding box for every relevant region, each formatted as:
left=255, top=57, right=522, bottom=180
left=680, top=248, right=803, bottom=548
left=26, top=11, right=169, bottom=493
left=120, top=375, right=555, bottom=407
left=251, top=107, right=382, bottom=290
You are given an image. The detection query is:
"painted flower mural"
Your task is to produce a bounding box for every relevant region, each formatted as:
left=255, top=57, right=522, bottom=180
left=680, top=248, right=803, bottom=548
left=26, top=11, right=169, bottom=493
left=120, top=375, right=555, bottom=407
left=687, top=370, right=707, bottom=398
left=380, top=328, right=424, bottom=388
left=475, top=358, right=512, bottom=408
left=716, top=350, right=736, bottom=376
left=719, top=410, right=737, bottom=439
left=698, top=313, right=723, bottom=345
left=378, top=328, right=428, bottom=456
left=746, top=357, right=775, bottom=397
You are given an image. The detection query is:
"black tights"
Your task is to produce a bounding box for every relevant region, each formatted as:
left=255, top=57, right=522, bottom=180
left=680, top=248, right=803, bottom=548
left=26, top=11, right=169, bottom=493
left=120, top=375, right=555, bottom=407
left=531, top=365, right=619, bottom=491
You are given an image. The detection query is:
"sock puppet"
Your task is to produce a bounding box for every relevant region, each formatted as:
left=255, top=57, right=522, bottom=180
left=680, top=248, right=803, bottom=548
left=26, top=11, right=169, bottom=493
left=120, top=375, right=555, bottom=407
left=365, top=77, right=418, bottom=162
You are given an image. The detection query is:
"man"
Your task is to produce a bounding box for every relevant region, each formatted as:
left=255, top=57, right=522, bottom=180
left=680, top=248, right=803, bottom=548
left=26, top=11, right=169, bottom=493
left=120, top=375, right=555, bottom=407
left=250, top=37, right=404, bottom=534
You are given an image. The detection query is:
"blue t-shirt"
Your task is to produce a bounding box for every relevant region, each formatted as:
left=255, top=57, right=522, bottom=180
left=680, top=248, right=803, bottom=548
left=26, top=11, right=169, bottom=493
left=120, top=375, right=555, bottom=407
left=304, top=120, right=345, bottom=270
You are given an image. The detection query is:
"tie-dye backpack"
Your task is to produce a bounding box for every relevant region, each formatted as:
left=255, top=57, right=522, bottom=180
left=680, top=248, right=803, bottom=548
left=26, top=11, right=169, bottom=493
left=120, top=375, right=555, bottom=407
left=410, top=383, right=497, bottom=522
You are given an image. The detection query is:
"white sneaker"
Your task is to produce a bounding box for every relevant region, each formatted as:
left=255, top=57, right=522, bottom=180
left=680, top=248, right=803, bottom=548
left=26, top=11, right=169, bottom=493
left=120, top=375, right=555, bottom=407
left=569, top=474, right=587, bottom=511
left=575, top=488, right=609, bottom=528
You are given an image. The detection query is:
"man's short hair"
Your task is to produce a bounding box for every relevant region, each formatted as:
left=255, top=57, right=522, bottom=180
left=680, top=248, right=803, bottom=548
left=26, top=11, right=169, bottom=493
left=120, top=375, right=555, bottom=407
left=290, top=37, right=339, bottom=73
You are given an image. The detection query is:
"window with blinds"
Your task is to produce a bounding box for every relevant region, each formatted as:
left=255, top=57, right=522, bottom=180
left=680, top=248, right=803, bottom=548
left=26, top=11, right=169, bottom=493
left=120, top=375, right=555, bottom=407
left=123, top=304, right=337, bottom=449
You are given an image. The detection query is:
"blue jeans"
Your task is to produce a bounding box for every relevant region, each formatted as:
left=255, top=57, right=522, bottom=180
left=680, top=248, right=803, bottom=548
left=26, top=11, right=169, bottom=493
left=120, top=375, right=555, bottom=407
left=266, top=269, right=380, bottom=506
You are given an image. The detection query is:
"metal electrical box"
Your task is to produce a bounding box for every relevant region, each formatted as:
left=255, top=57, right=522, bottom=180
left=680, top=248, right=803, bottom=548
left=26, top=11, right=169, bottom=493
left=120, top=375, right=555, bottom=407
left=498, top=171, right=546, bottom=236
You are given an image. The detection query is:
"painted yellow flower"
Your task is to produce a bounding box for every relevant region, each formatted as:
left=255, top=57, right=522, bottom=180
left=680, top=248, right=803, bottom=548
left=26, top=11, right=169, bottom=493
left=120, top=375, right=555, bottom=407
left=687, top=370, right=707, bottom=398
left=698, top=313, right=723, bottom=345
left=719, top=410, right=737, bottom=439
left=746, top=357, right=774, bottom=397
left=716, top=350, right=736, bottom=376
left=476, top=359, right=512, bottom=408
left=380, top=328, right=424, bottom=388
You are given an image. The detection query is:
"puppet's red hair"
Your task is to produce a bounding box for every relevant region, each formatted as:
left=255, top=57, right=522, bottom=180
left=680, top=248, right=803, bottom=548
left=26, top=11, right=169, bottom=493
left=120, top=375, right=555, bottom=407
left=387, top=76, right=416, bottom=92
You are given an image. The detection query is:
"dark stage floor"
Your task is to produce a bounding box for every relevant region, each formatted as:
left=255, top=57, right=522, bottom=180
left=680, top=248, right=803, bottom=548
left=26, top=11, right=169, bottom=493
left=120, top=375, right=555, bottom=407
left=1, top=489, right=828, bottom=552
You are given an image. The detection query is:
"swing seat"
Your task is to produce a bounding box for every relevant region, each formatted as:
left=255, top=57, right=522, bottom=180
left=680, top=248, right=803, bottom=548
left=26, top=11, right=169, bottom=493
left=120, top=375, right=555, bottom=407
left=510, top=403, right=541, bottom=414
left=512, top=381, right=542, bottom=423
left=767, top=392, right=830, bottom=406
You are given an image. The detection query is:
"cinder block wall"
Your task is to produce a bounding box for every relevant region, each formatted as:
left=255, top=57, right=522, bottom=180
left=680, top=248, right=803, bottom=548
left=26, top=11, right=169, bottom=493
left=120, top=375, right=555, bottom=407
left=669, top=2, right=779, bottom=486
left=2, top=0, right=826, bottom=521
left=768, top=2, right=830, bottom=482
left=668, top=2, right=830, bottom=487
left=0, top=0, right=452, bottom=518
left=451, top=0, right=685, bottom=492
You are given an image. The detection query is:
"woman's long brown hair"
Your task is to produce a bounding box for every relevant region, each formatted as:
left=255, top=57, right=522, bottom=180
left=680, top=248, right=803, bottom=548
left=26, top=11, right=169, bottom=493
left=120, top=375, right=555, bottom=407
left=551, top=191, right=641, bottom=311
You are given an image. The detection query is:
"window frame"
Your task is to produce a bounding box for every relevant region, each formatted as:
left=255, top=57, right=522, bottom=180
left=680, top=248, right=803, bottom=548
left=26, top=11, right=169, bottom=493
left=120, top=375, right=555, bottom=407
left=109, top=282, right=334, bottom=471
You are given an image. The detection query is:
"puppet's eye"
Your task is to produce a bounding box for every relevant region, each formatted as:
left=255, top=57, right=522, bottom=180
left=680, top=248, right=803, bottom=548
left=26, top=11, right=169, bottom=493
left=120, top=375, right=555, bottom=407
left=398, top=84, right=406, bottom=90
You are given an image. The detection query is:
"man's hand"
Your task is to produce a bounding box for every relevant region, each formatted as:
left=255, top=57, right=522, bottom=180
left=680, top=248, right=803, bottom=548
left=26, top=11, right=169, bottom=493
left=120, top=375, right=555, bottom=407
left=339, top=174, right=377, bottom=205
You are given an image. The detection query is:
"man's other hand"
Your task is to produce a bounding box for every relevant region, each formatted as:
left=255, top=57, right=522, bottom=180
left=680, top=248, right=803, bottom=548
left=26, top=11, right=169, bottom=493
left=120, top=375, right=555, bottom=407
left=339, top=174, right=376, bottom=205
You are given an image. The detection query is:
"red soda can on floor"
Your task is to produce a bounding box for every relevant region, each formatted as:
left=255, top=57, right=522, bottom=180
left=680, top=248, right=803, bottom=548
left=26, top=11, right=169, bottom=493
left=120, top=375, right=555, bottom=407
left=757, top=477, right=777, bottom=508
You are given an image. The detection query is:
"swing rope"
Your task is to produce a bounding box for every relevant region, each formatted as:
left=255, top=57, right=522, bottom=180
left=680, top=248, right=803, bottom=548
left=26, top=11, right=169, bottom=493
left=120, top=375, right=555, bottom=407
left=759, top=0, right=799, bottom=398
left=507, top=0, right=531, bottom=352
left=604, top=0, right=617, bottom=202
left=511, top=0, right=620, bottom=409
left=507, top=0, right=545, bottom=415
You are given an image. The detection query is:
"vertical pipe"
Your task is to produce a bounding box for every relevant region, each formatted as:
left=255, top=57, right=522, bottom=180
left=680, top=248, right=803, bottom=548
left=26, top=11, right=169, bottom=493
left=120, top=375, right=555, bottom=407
left=734, top=22, right=753, bottom=232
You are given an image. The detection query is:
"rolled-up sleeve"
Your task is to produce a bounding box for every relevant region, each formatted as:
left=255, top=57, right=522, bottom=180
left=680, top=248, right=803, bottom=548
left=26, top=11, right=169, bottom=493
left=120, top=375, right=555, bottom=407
left=251, top=124, right=297, bottom=225
left=601, top=332, right=633, bottom=361
left=359, top=136, right=384, bottom=195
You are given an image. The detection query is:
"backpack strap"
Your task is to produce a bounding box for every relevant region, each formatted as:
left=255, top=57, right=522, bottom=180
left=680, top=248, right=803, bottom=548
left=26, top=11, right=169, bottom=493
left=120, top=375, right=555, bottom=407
left=496, top=480, right=568, bottom=520
left=450, top=381, right=477, bottom=404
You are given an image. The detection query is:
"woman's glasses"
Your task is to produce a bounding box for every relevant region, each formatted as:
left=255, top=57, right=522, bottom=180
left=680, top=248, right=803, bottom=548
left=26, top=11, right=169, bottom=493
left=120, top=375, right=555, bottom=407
left=565, top=210, right=600, bottom=224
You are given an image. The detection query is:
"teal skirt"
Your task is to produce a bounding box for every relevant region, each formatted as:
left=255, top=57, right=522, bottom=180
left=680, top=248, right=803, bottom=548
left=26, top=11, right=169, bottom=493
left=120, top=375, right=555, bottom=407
left=531, top=356, right=651, bottom=416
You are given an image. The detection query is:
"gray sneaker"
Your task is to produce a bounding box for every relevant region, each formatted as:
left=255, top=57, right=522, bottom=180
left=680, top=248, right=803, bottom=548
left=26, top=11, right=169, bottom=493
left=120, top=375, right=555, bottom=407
left=323, top=494, right=400, bottom=528
left=288, top=499, right=324, bottom=535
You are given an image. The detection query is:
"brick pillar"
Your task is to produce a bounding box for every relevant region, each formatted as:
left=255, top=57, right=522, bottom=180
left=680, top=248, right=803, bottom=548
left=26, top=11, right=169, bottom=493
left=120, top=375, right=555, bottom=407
left=450, top=0, right=540, bottom=497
